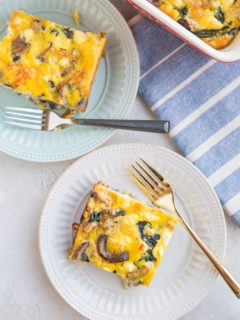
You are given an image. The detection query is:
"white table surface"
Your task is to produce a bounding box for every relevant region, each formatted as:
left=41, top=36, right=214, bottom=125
left=0, top=1, right=240, bottom=319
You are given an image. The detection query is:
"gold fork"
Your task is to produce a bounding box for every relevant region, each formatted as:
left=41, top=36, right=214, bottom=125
left=129, top=158, right=240, bottom=298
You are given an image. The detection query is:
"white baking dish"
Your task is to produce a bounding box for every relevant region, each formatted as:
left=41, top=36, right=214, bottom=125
left=127, top=0, right=240, bottom=62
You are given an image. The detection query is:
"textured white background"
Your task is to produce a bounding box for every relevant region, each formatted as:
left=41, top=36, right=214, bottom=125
left=0, top=1, right=240, bottom=319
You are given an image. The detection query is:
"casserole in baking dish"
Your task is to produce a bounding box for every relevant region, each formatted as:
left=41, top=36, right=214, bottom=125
left=128, top=0, right=240, bottom=62
left=150, top=0, right=240, bottom=50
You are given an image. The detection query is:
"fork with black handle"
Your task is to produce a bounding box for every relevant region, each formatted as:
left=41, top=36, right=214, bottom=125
left=2, top=107, right=170, bottom=133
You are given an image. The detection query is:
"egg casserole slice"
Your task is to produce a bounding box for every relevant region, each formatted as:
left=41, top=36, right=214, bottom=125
left=68, top=181, right=177, bottom=288
left=0, top=10, right=106, bottom=111
left=150, top=0, right=240, bottom=49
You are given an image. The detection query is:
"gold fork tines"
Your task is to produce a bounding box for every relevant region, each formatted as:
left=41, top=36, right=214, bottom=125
left=128, top=167, right=156, bottom=203
left=129, top=158, right=240, bottom=298
left=129, top=159, right=176, bottom=213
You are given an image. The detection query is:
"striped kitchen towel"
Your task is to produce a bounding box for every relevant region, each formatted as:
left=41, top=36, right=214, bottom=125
left=132, top=17, right=240, bottom=227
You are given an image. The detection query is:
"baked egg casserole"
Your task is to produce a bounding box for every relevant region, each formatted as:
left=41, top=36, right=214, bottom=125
left=0, top=10, right=106, bottom=111
left=150, top=0, right=240, bottom=49
left=68, top=181, right=177, bottom=288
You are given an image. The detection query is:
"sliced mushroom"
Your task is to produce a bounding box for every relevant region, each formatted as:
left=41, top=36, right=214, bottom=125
left=72, top=242, right=89, bottom=261
left=36, top=42, right=52, bottom=61
left=123, top=266, right=149, bottom=289
left=12, top=36, right=29, bottom=56
left=72, top=223, right=79, bottom=231
left=126, top=265, right=149, bottom=281
left=97, top=234, right=129, bottom=263
left=123, top=265, right=149, bottom=288
left=0, top=70, right=4, bottom=82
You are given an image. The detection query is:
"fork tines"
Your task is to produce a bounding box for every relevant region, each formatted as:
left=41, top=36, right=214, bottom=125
left=4, top=106, right=45, bottom=130
left=129, top=158, right=168, bottom=201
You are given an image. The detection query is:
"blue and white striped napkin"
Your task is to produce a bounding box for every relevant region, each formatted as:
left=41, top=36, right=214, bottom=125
left=131, top=17, right=240, bottom=227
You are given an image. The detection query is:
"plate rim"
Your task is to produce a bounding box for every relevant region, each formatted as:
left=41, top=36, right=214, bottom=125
left=0, top=0, right=140, bottom=162
left=39, top=142, right=227, bottom=320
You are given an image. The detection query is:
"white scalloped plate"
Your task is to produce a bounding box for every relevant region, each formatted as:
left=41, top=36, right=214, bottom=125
left=0, top=0, right=139, bottom=162
left=39, top=143, right=226, bottom=320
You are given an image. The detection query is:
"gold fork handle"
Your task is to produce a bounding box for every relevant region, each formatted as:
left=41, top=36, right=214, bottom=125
left=178, top=212, right=240, bottom=298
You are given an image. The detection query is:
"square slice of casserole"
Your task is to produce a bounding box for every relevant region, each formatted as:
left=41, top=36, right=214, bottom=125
left=68, top=182, right=177, bottom=288
left=0, top=10, right=106, bottom=111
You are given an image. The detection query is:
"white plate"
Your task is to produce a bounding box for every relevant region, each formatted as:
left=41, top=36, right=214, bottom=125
left=0, top=0, right=139, bottom=162
left=39, top=143, right=226, bottom=320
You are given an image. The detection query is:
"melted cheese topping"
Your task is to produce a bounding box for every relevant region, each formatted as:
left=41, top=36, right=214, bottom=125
left=0, top=10, right=106, bottom=111
left=151, top=0, right=240, bottom=49
left=68, top=182, right=177, bottom=287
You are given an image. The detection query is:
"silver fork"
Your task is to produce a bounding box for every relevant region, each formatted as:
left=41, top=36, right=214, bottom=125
left=129, top=158, right=240, bottom=298
left=2, top=106, right=170, bottom=133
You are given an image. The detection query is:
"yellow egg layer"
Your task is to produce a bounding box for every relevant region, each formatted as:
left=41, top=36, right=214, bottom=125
left=152, top=0, right=240, bottom=49
left=0, top=10, right=106, bottom=111
left=68, top=182, right=177, bottom=288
